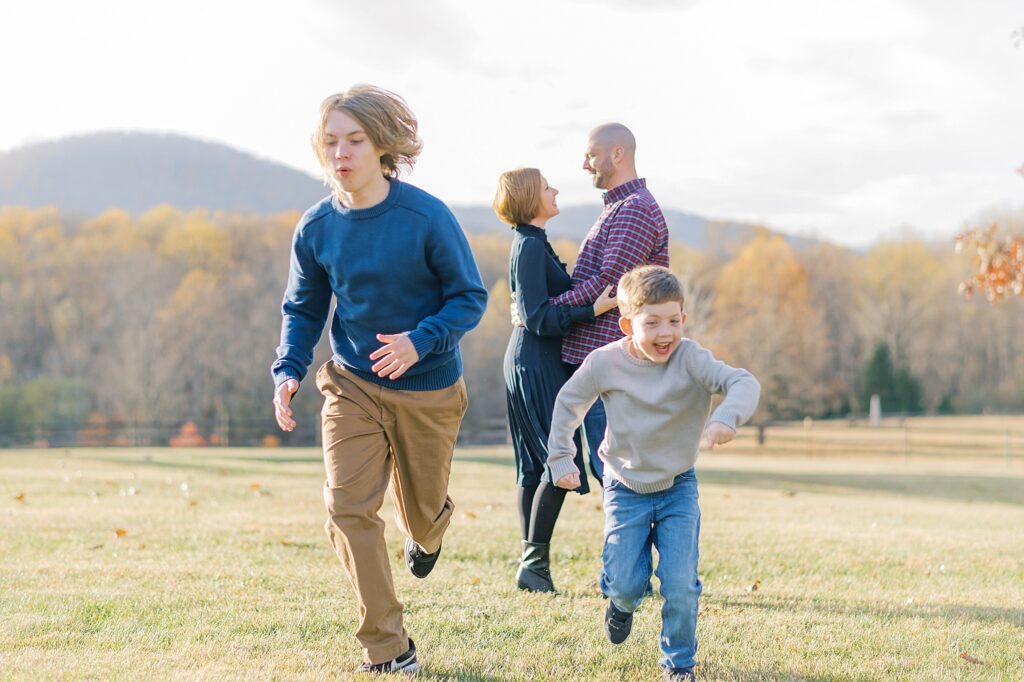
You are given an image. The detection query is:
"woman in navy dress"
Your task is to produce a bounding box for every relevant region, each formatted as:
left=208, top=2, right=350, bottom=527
left=492, top=167, right=616, bottom=592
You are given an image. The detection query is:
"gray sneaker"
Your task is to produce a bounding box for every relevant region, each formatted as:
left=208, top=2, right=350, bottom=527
left=356, top=638, right=419, bottom=674
left=604, top=601, right=633, bottom=644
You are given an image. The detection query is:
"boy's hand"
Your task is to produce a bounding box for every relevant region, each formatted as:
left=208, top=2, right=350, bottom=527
left=370, top=333, right=421, bottom=380
left=554, top=473, right=580, bottom=490
left=705, top=422, right=736, bottom=450
left=273, top=379, right=299, bottom=432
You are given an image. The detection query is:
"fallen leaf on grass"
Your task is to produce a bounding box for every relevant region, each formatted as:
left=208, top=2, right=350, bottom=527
left=462, top=511, right=477, bottom=520
left=960, top=652, right=983, bottom=665
left=14, top=491, right=25, bottom=502
left=88, top=544, right=104, bottom=551
left=747, top=579, right=761, bottom=592
left=248, top=483, right=261, bottom=491
left=188, top=500, right=198, bottom=507
left=114, top=529, right=128, bottom=538
left=396, top=548, right=405, bottom=560
left=782, top=490, right=797, bottom=497
left=470, top=577, right=481, bottom=585
left=281, top=539, right=294, bottom=547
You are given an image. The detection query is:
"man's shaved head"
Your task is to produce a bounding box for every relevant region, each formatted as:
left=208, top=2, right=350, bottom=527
left=583, top=122, right=638, bottom=190
left=589, top=123, right=636, bottom=158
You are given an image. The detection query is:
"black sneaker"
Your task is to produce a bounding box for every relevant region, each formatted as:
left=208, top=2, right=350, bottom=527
left=356, top=638, right=419, bottom=674
left=663, top=667, right=695, bottom=681
left=405, top=538, right=441, bottom=579
left=604, top=601, right=633, bottom=644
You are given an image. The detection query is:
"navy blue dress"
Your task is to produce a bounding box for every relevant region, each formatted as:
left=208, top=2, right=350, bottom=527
left=504, top=224, right=595, bottom=494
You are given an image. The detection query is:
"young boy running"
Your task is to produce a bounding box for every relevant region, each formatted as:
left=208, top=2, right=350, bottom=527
left=271, top=85, right=487, bottom=674
left=547, top=265, right=760, bottom=681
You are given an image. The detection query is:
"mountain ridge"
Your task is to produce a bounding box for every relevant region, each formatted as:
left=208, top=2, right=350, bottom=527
left=0, top=131, right=819, bottom=252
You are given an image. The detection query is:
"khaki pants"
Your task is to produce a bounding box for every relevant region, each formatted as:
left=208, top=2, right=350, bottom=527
left=315, top=360, right=468, bottom=664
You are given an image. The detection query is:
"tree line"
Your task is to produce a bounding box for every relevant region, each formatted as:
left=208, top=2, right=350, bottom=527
left=0, top=205, right=1021, bottom=447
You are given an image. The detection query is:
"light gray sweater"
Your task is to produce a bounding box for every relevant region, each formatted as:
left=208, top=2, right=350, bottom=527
left=547, top=338, right=760, bottom=493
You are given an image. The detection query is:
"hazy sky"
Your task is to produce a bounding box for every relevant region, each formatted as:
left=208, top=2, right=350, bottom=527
left=3, top=0, right=1021, bottom=246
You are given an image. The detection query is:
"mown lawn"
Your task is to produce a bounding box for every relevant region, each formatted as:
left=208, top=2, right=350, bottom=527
left=1, top=446, right=1022, bottom=680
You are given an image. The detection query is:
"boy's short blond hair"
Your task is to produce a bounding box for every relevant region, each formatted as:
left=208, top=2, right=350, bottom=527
left=492, top=167, right=542, bottom=227
left=617, top=265, right=685, bottom=317
left=311, top=84, right=423, bottom=192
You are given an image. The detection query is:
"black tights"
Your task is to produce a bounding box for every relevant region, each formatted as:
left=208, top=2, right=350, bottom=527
left=517, top=481, right=568, bottom=544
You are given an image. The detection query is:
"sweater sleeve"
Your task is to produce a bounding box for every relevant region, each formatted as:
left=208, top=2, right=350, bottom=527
left=683, top=343, right=761, bottom=430
left=546, top=358, right=602, bottom=482
left=513, top=237, right=595, bottom=337
left=271, top=225, right=332, bottom=387
left=406, top=206, right=489, bottom=359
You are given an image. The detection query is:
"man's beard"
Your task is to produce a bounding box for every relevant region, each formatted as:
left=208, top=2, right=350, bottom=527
left=591, top=160, right=614, bottom=189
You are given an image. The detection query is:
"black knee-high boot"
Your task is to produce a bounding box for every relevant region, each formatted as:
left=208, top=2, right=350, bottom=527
left=516, top=482, right=567, bottom=592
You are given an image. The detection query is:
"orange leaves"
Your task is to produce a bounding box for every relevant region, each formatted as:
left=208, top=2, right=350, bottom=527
left=955, top=225, right=1024, bottom=302
left=959, top=651, right=983, bottom=665
left=746, top=579, right=762, bottom=593
left=114, top=528, right=128, bottom=537
left=14, top=491, right=25, bottom=502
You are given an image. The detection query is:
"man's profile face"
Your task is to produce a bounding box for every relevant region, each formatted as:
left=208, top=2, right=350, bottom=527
left=582, top=137, right=616, bottom=190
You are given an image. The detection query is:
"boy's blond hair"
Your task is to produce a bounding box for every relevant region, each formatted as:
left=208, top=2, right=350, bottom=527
left=492, top=167, right=542, bottom=227
left=311, top=84, right=423, bottom=193
left=617, top=265, right=685, bottom=317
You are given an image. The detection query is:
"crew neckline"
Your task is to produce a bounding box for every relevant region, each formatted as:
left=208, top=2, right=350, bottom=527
left=330, top=177, right=401, bottom=219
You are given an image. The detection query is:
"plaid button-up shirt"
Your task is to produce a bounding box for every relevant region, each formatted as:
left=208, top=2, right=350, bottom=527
left=551, top=178, right=670, bottom=365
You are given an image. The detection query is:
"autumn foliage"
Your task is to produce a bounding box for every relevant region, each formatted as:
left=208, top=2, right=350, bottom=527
left=1, top=203, right=1024, bottom=447
left=956, top=225, right=1024, bottom=301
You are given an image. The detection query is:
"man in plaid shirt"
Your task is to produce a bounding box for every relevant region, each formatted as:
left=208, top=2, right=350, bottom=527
left=549, top=123, right=670, bottom=484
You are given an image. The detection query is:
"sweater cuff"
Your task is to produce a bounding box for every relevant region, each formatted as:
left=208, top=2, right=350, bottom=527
left=569, top=305, right=596, bottom=324
left=273, top=370, right=300, bottom=389
left=407, top=329, right=435, bottom=360
left=547, top=455, right=580, bottom=484
left=708, top=414, right=740, bottom=431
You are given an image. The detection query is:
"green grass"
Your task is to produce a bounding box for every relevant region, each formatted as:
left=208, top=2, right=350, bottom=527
left=1, top=445, right=1022, bottom=680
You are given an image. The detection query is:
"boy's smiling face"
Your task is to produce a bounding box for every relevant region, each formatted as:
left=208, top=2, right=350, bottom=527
left=620, top=301, right=686, bottom=363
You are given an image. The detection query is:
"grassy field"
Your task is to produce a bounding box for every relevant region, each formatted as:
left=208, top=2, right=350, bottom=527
left=1, top=443, right=1023, bottom=681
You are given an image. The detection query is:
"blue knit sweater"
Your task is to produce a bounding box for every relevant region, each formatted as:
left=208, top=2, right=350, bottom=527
left=272, top=179, right=488, bottom=391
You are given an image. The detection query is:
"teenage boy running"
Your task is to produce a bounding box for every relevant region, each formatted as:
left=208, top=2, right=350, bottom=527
left=272, top=84, right=487, bottom=674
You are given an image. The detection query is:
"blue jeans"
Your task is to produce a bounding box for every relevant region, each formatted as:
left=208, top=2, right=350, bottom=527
left=580, top=398, right=606, bottom=483
left=600, top=469, right=702, bottom=671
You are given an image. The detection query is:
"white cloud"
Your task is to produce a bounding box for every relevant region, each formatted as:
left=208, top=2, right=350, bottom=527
left=1, top=0, right=1022, bottom=247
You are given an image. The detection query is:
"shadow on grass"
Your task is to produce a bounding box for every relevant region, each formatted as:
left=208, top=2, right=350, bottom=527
left=699, top=668, right=870, bottom=682
left=453, top=454, right=516, bottom=469
left=715, top=593, right=1024, bottom=629
left=68, top=453, right=318, bottom=477
left=698, top=468, right=1024, bottom=507
left=417, top=670, right=505, bottom=681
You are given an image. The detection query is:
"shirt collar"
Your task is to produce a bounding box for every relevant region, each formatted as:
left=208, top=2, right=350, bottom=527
left=603, top=178, right=647, bottom=206
left=514, top=223, right=547, bottom=239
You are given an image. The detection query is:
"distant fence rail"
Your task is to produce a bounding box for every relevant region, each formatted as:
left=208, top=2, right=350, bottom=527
left=728, top=415, right=1024, bottom=461
left=1, top=414, right=1022, bottom=459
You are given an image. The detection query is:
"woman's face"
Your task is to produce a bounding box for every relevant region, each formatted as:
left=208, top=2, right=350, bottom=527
left=533, top=175, right=559, bottom=223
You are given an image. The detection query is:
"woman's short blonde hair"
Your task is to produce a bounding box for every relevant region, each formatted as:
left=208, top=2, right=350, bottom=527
left=311, top=84, right=423, bottom=193
left=492, top=167, right=542, bottom=227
